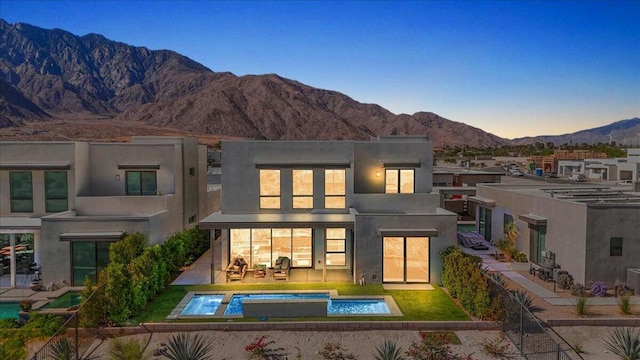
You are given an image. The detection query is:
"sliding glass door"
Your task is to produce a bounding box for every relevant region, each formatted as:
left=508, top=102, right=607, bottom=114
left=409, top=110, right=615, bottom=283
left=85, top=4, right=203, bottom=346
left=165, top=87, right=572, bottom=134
left=383, top=236, right=429, bottom=283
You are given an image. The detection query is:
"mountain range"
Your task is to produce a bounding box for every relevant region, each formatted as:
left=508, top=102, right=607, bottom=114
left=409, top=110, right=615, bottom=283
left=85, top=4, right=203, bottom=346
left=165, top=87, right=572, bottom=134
left=0, top=19, right=637, bottom=147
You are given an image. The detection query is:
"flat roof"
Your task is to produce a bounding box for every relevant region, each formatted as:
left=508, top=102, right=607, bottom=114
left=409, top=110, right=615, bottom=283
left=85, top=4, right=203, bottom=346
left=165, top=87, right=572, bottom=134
left=476, top=183, right=640, bottom=205
left=59, top=231, right=124, bottom=241
left=199, top=211, right=355, bottom=229
left=0, top=217, right=42, bottom=231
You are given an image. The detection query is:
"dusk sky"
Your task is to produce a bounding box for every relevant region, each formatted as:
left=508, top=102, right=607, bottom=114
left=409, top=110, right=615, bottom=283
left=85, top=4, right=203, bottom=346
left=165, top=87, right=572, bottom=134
left=1, top=0, right=639, bottom=139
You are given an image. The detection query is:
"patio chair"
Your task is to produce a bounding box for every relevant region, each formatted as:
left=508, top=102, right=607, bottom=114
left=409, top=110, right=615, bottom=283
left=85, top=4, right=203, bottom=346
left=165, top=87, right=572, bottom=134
left=226, top=256, right=248, bottom=282
left=272, top=256, right=290, bottom=281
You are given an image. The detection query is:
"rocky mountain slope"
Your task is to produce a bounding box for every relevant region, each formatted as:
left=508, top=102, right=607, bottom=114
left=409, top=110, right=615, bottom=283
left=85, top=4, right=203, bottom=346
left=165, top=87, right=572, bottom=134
left=512, top=118, right=640, bottom=146
left=0, top=20, right=509, bottom=147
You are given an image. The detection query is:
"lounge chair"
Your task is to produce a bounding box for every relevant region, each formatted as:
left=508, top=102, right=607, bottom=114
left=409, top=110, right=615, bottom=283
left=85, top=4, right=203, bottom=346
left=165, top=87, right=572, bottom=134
left=226, top=256, right=248, bottom=282
left=272, top=256, right=290, bottom=281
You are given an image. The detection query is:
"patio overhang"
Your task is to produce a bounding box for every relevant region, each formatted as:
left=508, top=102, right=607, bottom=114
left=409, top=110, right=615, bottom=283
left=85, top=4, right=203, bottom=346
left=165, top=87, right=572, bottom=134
left=199, top=210, right=355, bottom=229
left=382, top=162, right=421, bottom=168
left=518, top=213, right=548, bottom=226
left=0, top=217, right=42, bottom=233
left=468, top=196, right=496, bottom=207
left=0, top=162, right=71, bottom=170
left=378, top=228, right=439, bottom=237
left=59, top=231, right=125, bottom=241
left=118, top=163, right=161, bottom=170
left=254, top=160, right=351, bottom=169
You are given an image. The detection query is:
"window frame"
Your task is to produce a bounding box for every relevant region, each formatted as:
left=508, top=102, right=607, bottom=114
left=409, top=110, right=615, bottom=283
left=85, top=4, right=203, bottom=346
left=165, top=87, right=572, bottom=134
left=292, top=169, right=314, bottom=209
left=9, top=171, right=33, bottom=212
left=385, top=168, right=415, bottom=194
left=610, top=237, right=623, bottom=256
left=45, top=171, right=68, bottom=212
left=324, top=169, right=346, bottom=209
left=259, top=169, right=281, bottom=209
left=229, top=228, right=313, bottom=268
left=325, top=228, right=347, bottom=266
left=125, top=171, right=157, bottom=196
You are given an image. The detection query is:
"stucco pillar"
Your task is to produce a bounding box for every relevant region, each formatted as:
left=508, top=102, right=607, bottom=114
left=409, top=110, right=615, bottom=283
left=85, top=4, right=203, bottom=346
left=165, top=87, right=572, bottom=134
left=33, top=231, right=42, bottom=266
left=9, top=233, right=16, bottom=288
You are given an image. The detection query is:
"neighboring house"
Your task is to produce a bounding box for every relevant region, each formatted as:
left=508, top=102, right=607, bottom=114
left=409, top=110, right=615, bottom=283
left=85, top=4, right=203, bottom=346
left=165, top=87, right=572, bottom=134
left=199, top=136, right=458, bottom=284
left=0, top=137, right=220, bottom=288
left=470, top=183, right=640, bottom=286
left=558, top=149, right=640, bottom=181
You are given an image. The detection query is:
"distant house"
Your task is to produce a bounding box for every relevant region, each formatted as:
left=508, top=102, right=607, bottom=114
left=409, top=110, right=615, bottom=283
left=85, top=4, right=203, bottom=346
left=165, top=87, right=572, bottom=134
left=470, top=183, right=640, bottom=286
left=558, top=149, right=640, bottom=181
left=0, top=137, right=219, bottom=288
left=199, top=136, right=458, bottom=284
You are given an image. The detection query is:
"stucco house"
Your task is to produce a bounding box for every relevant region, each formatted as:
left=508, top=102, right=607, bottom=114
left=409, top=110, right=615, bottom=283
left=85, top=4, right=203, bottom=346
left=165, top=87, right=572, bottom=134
left=199, top=136, right=458, bottom=284
left=0, top=137, right=219, bottom=288
left=470, top=183, right=640, bottom=287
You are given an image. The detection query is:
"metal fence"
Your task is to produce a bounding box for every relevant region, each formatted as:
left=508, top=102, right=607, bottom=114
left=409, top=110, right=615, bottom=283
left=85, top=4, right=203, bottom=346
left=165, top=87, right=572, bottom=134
left=30, top=285, right=105, bottom=360
left=487, top=275, right=584, bottom=360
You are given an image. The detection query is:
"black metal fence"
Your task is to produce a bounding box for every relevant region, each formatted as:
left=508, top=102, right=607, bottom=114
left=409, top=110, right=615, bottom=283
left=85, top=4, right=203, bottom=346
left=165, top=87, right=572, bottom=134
left=487, top=275, right=584, bottom=360
left=30, top=285, right=105, bottom=360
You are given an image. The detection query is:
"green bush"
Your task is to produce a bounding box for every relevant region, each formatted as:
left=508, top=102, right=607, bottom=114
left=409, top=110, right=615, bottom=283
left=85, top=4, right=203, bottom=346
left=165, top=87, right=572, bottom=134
left=441, top=247, right=491, bottom=318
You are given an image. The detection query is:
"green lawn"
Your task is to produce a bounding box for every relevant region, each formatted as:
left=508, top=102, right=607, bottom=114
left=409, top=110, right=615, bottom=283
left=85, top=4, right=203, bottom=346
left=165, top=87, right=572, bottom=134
left=134, top=283, right=469, bottom=323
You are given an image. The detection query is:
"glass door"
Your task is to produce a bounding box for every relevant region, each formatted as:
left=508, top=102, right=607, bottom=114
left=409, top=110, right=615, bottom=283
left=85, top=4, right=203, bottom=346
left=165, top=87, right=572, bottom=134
left=383, top=237, right=404, bottom=282
left=406, top=237, right=429, bottom=282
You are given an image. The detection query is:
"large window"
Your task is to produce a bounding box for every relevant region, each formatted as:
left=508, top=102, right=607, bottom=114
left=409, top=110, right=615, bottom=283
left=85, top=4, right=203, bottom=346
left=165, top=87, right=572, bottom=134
left=383, top=236, right=429, bottom=283
left=326, top=228, right=346, bottom=266
left=292, top=169, right=313, bottom=209
left=478, top=206, right=492, bottom=241
left=260, top=170, right=281, bottom=209
left=610, top=237, right=623, bottom=256
left=71, top=241, right=111, bottom=286
left=229, top=228, right=312, bottom=268
left=45, top=171, right=68, bottom=212
left=385, top=169, right=414, bottom=193
left=325, top=169, right=345, bottom=208
left=529, top=224, right=547, bottom=265
left=10, top=171, right=33, bottom=212
left=126, top=171, right=157, bottom=195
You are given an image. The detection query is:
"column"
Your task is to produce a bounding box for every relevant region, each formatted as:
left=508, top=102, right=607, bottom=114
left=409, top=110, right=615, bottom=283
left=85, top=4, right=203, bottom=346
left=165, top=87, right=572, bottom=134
left=9, top=233, right=16, bottom=288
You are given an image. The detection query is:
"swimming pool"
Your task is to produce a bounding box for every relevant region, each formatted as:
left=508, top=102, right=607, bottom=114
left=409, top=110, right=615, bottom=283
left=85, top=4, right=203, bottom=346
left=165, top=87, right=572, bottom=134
left=42, top=291, right=83, bottom=309
left=177, top=292, right=393, bottom=317
left=0, top=302, right=20, bottom=320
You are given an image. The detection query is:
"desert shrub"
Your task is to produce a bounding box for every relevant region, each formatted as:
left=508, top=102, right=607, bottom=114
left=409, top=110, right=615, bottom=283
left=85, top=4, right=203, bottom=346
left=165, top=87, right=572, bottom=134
left=604, top=327, right=640, bottom=360
left=574, top=296, right=591, bottom=316
left=570, top=282, right=585, bottom=297
left=374, top=340, right=405, bottom=360
left=615, top=279, right=633, bottom=297
left=590, top=281, right=608, bottom=297
left=558, top=273, right=574, bottom=290
left=512, top=251, right=527, bottom=263
left=619, top=293, right=632, bottom=315
left=158, top=332, right=213, bottom=360
left=480, top=333, right=512, bottom=358
left=511, top=289, right=534, bottom=310
left=406, top=333, right=470, bottom=360
left=108, top=337, right=150, bottom=360
left=489, top=273, right=508, bottom=288
left=319, top=342, right=356, bottom=360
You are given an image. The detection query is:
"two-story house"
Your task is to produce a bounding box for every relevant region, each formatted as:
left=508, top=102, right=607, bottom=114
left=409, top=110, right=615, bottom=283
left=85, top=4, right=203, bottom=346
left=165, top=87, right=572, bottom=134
left=0, top=136, right=219, bottom=288
left=199, top=136, right=458, bottom=284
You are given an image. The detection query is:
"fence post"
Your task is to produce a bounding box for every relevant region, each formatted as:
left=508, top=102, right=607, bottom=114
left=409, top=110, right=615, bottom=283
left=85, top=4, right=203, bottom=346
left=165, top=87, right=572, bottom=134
left=519, top=303, right=524, bottom=355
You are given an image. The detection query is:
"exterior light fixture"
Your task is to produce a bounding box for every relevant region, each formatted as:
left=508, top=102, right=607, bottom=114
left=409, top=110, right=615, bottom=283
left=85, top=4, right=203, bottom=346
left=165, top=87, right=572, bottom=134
left=376, top=171, right=381, bottom=177
left=116, top=174, right=121, bottom=181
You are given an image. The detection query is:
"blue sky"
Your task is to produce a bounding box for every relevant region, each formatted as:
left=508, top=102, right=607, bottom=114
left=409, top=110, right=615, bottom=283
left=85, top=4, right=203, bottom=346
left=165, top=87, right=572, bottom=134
left=1, top=0, right=639, bottom=139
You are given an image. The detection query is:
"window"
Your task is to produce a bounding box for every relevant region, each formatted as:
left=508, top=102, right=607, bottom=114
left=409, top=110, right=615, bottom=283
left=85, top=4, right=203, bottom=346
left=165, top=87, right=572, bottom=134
left=610, top=237, right=623, bottom=256
left=229, top=228, right=312, bottom=268
left=325, top=169, right=345, bottom=208
left=292, top=169, right=313, bottom=209
left=189, top=167, right=195, bottom=176
left=126, top=171, right=157, bottom=195
left=71, top=241, right=111, bottom=286
left=326, top=228, right=346, bottom=266
left=478, top=206, right=492, bottom=241
left=45, top=171, right=68, bottom=212
left=529, top=224, right=547, bottom=265
left=504, top=214, right=514, bottom=229
left=385, top=169, right=414, bottom=193
left=259, top=170, right=280, bottom=209
left=10, top=171, right=33, bottom=212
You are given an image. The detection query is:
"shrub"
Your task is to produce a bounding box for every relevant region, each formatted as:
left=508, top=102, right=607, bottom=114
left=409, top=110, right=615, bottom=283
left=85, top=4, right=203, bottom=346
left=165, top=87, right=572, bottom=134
left=441, top=247, right=491, bottom=318
left=108, top=337, right=150, bottom=360
left=512, top=251, right=527, bottom=263
left=511, top=289, right=534, bottom=310
left=574, top=296, right=591, bottom=316
left=374, top=340, right=405, bottom=360
left=570, top=282, right=585, bottom=297
left=19, top=299, right=33, bottom=311
left=158, top=333, right=213, bottom=360
left=590, top=281, right=608, bottom=297
left=615, top=279, right=633, bottom=297
left=603, top=327, right=640, bottom=360
left=406, top=333, right=471, bottom=360
left=480, top=333, right=511, bottom=358
left=619, top=293, right=632, bottom=315
left=558, top=273, right=574, bottom=290
left=319, top=342, right=357, bottom=360
left=245, top=335, right=287, bottom=360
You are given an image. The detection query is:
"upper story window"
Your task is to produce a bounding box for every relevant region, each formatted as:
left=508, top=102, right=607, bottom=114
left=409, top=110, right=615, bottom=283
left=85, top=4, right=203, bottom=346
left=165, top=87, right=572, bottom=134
left=385, top=169, right=414, bottom=193
left=610, top=237, right=623, bottom=256
left=10, top=171, right=33, bottom=212
left=325, top=169, right=345, bottom=209
left=45, top=171, right=68, bottom=212
left=292, top=169, right=313, bottom=209
left=260, top=169, right=280, bottom=209
left=126, top=171, right=157, bottom=196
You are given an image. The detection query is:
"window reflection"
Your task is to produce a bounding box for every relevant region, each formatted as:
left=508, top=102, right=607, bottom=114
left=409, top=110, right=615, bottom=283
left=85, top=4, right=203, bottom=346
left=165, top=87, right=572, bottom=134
left=325, top=169, right=345, bottom=208
left=385, top=169, right=414, bottom=193
left=326, top=228, right=346, bottom=266
left=293, top=169, right=313, bottom=209
left=260, top=170, right=281, bottom=209
left=229, top=228, right=313, bottom=268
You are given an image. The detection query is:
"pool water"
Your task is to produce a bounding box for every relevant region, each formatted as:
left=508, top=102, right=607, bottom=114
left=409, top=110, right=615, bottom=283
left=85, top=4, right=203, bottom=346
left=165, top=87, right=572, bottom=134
left=219, top=293, right=391, bottom=316
left=42, top=292, right=82, bottom=309
left=180, top=294, right=224, bottom=315
left=0, top=302, right=20, bottom=320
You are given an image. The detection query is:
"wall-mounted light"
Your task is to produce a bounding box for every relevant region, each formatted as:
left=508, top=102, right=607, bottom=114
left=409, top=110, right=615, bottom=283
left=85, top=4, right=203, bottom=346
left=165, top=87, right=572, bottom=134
left=376, top=171, right=381, bottom=177
left=115, top=174, right=121, bottom=181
